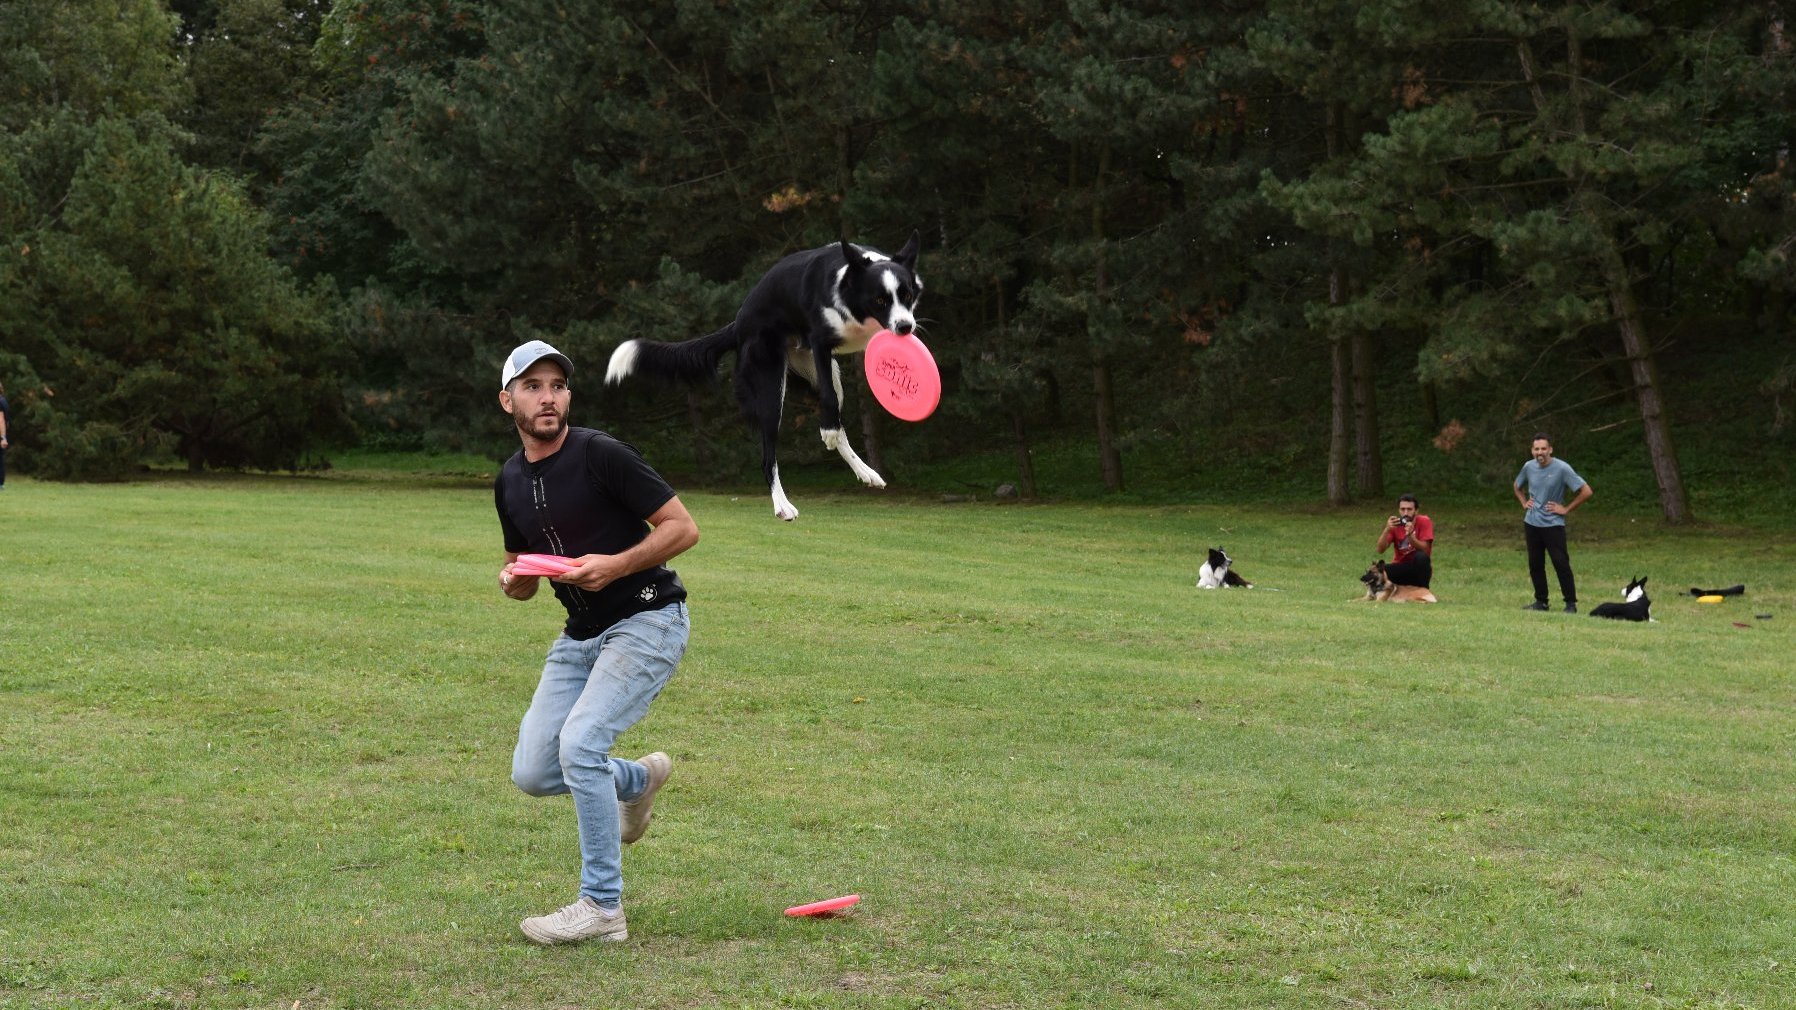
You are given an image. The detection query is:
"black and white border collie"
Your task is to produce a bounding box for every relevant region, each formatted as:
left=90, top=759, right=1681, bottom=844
left=606, top=234, right=923, bottom=521
left=1197, top=547, right=1252, bottom=589
left=1590, top=575, right=1652, bottom=621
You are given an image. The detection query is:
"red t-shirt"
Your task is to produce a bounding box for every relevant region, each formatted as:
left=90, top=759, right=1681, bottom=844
left=1392, top=514, right=1434, bottom=564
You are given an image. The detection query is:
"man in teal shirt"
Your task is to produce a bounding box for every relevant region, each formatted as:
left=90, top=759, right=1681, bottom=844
left=1513, top=432, right=1594, bottom=613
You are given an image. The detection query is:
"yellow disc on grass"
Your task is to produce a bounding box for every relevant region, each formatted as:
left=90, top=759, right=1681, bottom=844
left=1697, top=595, right=1725, bottom=604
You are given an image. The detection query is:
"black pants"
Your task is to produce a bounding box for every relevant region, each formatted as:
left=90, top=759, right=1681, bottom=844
left=1385, top=555, right=1432, bottom=588
left=1523, top=522, right=1575, bottom=604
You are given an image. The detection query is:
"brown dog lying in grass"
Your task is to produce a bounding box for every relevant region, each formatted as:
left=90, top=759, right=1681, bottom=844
left=1359, top=560, right=1437, bottom=603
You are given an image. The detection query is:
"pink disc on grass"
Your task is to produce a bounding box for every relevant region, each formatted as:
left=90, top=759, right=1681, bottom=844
left=784, top=894, right=861, bottom=917
left=863, top=330, right=940, bottom=422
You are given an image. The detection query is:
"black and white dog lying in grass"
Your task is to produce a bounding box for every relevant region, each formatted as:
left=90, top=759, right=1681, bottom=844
left=1196, top=547, right=1253, bottom=589
left=1590, top=575, right=1653, bottom=622
left=607, top=234, right=923, bottom=521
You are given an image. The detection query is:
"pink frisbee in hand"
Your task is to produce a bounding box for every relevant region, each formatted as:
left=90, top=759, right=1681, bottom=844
left=517, top=553, right=577, bottom=570
left=511, top=554, right=579, bottom=577
left=863, top=330, right=940, bottom=422
left=784, top=894, right=861, bottom=917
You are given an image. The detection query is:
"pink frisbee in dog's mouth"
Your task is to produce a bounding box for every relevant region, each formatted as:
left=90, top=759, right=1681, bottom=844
left=863, top=330, right=940, bottom=422
left=784, top=894, right=861, bottom=917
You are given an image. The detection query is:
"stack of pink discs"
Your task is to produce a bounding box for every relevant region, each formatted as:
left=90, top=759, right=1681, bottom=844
left=510, top=554, right=579, bottom=577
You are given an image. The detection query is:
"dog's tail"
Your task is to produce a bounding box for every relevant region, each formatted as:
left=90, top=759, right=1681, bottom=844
left=607, top=324, right=737, bottom=386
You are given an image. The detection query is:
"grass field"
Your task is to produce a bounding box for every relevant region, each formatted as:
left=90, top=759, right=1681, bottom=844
left=2, top=475, right=1792, bottom=1009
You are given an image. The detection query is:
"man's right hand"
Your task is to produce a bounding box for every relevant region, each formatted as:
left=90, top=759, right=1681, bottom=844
left=500, top=563, right=541, bottom=600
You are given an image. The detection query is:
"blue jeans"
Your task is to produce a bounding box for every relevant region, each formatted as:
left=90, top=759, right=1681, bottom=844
left=511, top=602, right=688, bottom=905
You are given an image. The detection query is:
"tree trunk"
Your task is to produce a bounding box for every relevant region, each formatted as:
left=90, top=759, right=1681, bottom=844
left=1090, top=144, right=1123, bottom=492
left=1012, top=411, right=1037, bottom=499
left=684, top=389, right=710, bottom=478
left=1324, top=102, right=1350, bottom=506
left=1093, top=358, right=1123, bottom=491
left=995, top=273, right=1035, bottom=500
left=1351, top=329, right=1382, bottom=498
left=858, top=396, right=884, bottom=477
left=1327, top=328, right=1351, bottom=506
left=1590, top=219, right=1690, bottom=522
left=1522, top=40, right=1691, bottom=523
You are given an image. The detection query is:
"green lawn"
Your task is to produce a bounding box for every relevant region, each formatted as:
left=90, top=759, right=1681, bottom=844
left=2, top=476, right=1791, bottom=1009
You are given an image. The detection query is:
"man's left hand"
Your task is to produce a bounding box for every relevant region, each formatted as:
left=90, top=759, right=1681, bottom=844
left=555, top=554, right=628, bottom=592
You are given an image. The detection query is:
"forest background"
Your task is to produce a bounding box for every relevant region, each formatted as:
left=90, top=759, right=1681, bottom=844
left=3, top=0, right=1793, bottom=523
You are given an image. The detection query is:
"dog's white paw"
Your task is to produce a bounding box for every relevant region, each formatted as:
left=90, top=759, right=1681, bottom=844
left=857, top=468, right=886, bottom=489
left=820, top=428, right=844, bottom=451
left=771, top=484, right=799, bottom=522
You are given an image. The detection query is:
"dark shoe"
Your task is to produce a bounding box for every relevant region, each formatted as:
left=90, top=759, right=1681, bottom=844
left=1564, top=603, right=1577, bottom=614
left=1522, top=601, right=1549, bottom=611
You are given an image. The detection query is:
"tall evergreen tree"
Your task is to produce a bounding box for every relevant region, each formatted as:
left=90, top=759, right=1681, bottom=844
left=1249, top=0, right=1429, bottom=503
left=0, top=0, right=187, bottom=131
left=0, top=0, right=349, bottom=478
left=872, top=1, right=1269, bottom=495
left=360, top=0, right=920, bottom=459
left=180, top=0, right=329, bottom=180
left=1, top=118, right=350, bottom=476
left=1264, top=3, right=1794, bottom=520
left=257, top=0, right=491, bottom=449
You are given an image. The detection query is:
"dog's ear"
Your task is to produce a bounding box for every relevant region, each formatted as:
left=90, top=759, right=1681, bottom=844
left=894, top=230, right=921, bottom=271
left=839, top=238, right=870, bottom=272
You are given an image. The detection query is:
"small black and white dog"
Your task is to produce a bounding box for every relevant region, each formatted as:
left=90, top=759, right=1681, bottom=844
left=1590, top=575, right=1653, bottom=622
left=1196, top=547, right=1253, bottom=589
left=607, top=233, right=923, bottom=521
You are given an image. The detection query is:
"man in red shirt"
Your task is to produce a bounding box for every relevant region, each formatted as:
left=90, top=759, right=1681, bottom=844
left=1376, top=494, right=1434, bottom=588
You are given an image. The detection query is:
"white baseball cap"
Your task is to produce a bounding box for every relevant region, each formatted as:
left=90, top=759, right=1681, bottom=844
left=500, top=339, right=573, bottom=389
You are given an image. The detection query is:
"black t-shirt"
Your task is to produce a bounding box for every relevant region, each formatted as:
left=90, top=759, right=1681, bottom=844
left=495, top=427, right=687, bottom=640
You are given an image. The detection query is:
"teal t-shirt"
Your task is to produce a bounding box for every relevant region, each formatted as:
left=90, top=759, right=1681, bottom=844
left=1515, top=458, right=1585, bottom=528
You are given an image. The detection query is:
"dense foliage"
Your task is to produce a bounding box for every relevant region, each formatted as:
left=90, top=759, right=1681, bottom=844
left=2, top=0, right=1791, bottom=515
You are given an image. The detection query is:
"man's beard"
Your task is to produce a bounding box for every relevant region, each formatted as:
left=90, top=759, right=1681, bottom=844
left=514, top=405, right=567, bottom=443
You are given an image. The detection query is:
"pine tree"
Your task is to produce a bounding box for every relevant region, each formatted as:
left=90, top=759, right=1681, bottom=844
left=0, top=1, right=348, bottom=477
left=1261, top=3, right=1795, bottom=521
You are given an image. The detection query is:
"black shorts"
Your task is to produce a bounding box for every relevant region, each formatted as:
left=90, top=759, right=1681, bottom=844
left=1385, top=556, right=1432, bottom=588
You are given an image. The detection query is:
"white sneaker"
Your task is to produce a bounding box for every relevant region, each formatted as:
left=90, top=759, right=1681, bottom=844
left=619, top=751, right=673, bottom=844
left=519, top=897, right=627, bottom=945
